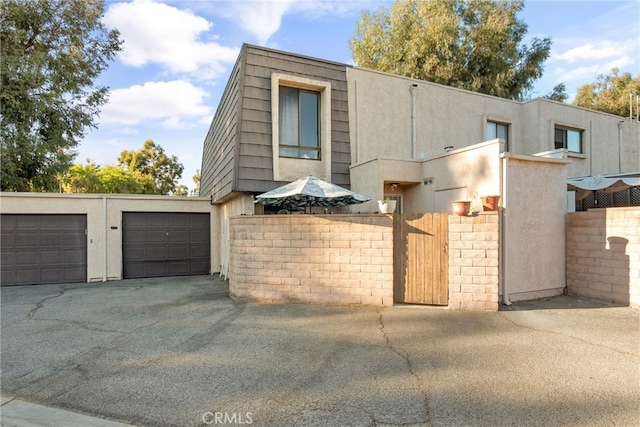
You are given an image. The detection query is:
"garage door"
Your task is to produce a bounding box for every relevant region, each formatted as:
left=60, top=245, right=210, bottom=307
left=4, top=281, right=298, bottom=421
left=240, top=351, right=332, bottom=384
left=122, top=212, right=210, bottom=279
left=1, top=214, right=87, bottom=286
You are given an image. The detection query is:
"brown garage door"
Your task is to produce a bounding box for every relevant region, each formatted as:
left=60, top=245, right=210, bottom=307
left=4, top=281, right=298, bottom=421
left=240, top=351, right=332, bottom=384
left=122, top=212, right=210, bottom=279
left=1, top=214, right=87, bottom=286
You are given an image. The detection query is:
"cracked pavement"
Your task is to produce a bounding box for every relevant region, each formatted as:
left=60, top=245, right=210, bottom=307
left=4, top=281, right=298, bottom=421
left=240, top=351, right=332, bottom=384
left=1, top=276, right=639, bottom=427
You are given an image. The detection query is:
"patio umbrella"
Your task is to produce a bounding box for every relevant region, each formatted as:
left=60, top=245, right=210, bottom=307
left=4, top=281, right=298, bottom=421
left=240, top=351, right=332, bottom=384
left=254, top=175, right=370, bottom=211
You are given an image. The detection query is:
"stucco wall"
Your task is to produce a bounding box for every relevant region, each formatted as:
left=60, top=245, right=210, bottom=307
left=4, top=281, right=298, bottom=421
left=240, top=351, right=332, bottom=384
left=502, top=155, right=569, bottom=301
left=567, top=208, right=640, bottom=307
left=349, top=139, right=503, bottom=215
left=347, top=67, right=640, bottom=180
left=521, top=101, right=640, bottom=177
left=0, top=193, right=214, bottom=282
left=347, top=67, right=516, bottom=164
left=228, top=214, right=395, bottom=306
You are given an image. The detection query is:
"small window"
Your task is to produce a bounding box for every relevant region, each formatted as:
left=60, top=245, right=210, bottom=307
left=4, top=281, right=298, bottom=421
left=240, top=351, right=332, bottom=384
left=555, top=127, right=582, bottom=153
left=279, top=86, right=320, bottom=160
left=487, top=121, right=509, bottom=150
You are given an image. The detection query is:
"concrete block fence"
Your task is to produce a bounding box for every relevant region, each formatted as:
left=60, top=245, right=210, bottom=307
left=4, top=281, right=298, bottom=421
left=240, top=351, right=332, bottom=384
left=448, top=213, right=500, bottom=311
left=228, top=213, right=500, bottom=310
left=228, top=214, right=395, bottom=307
left=567, top=208, right=640, bottom=307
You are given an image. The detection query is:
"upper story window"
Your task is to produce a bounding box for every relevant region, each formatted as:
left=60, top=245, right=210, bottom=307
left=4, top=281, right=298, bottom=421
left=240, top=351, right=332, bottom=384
left=486, top=121, right=509, bottom=151
left=271, top=73, right=331, bottom=182
left=554, top=127, right=582, bottom=153
left=279, top=86, right=320, bottom=160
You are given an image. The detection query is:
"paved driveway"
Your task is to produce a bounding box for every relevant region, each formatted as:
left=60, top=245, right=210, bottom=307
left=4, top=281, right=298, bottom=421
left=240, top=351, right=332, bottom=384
left=1, top=276, right=639, bottom=427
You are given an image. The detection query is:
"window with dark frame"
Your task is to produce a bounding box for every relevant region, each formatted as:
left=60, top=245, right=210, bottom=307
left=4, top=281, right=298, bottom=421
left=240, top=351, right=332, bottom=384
left=554, top=127, right=582, bottom=153
left=279, top=86, right=320, bottom=160
left=486, top=121, right=509, bottom=151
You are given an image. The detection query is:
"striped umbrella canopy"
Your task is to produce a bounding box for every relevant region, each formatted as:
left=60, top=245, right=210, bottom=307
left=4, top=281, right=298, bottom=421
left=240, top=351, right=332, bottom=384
left=254, top=175, right=370, bottom=210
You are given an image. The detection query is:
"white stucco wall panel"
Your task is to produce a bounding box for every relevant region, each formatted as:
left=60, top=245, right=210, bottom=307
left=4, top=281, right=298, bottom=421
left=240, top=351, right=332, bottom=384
left=502, top=155, right=569, bottom=301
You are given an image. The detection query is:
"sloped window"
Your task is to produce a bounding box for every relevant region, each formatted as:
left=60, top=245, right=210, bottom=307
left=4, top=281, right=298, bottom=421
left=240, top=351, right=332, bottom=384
left=279, top=86, right=320, bottom=160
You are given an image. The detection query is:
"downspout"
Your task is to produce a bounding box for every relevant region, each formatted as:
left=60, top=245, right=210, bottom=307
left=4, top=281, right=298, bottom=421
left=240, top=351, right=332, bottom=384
left=410, top=84, right=418, bottom=159
left=102, top=195, right=107, bottom=282
left=589, top=121, right=593, bottom=176
left=501, top=156, right=511, bottom=305
left=618, top=120, right=624, bottom=173
left=354, top=79, right=359, bottom=164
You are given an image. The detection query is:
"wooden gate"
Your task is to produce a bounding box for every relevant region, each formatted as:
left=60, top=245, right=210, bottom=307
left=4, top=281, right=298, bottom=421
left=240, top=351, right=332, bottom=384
left=393, top=213, right=448, bottom=305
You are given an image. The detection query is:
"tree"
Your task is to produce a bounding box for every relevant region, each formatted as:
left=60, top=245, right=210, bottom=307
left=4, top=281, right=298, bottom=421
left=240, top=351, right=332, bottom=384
left=61, top=162, right=102, bottom=193
left=0, top=0, right=122, bottom=192
left=350, top=0, right=550, bottom=100
left=173, top=185, right=189, bottom=197
left=60, top=163, right=156, bottom=194
left=95, top=165, right=156, bottom=194
left=573, top=68, right=640, bottom=117
left=544, top=83, right=568, bottom=103
left=191, top=169, right=201, bottom=196
left=117, top=139, right=184, bottom=195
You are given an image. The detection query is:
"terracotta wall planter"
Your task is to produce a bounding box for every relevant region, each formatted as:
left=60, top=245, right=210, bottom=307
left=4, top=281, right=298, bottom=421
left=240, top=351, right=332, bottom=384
left=452, top=201, right=471, bottom=216
left=481, top=195, right=500, bottom=211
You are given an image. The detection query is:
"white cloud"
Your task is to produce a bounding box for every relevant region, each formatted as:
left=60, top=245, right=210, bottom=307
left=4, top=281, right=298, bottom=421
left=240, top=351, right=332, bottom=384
left=210, top=0, right=373, bottom=45
left=213, top=0, right=297, bottom=45
left=100, top=80, right=212, bottom=127
left=553, top=56, right=635, bottom=83
left=162, top=116, right=187, bottom=129
left=103, top=0, right=238, bottom=77
left=554, top=40, right=634, bottom=64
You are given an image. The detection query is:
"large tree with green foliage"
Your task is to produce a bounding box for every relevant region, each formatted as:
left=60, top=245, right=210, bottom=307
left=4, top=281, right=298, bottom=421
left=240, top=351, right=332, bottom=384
left=61, top=163, right=156, bottom=194
left=573, top=68, right=640, bottom=117
left=117, top=139, right=184, bottom=195
left=0, top=0, right=122, bottom=192
left=350, top=0, right=550, bottom=100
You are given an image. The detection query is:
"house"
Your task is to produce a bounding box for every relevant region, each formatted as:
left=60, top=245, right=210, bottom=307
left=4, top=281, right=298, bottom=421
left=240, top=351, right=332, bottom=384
left=200, top=44, right=640, bottom=286
left=201, top=43, right=639, bottom=211
left=2, top=43, right=636, bottom=305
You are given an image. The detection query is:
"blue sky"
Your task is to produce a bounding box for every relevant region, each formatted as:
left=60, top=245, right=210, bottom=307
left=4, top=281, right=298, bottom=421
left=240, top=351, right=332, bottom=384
left=86, top=0, right=640, bottom=191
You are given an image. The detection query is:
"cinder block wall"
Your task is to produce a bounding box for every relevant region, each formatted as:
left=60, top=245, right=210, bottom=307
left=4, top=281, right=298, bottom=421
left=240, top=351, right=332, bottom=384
left=448, top=213, right=500, bottom=311
left=567, top=208, right=640, bottom=307
left=229, top=214, right=394, bottom=306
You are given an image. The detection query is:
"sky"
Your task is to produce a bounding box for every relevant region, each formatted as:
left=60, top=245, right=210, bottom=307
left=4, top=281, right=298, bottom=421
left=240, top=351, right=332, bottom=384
left=85, top=0, right=640, bottom=192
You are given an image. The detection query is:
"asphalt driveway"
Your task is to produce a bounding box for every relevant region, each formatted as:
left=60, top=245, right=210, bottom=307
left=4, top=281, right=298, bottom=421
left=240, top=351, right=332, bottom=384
left=1, top=276, right=639, bottom=427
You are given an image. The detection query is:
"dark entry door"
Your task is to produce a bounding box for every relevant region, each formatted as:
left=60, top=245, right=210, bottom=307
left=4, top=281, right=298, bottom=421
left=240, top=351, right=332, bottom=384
left=1, top=214, right=87, bottom=286
left=122, top=212, right=210, bottom=279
